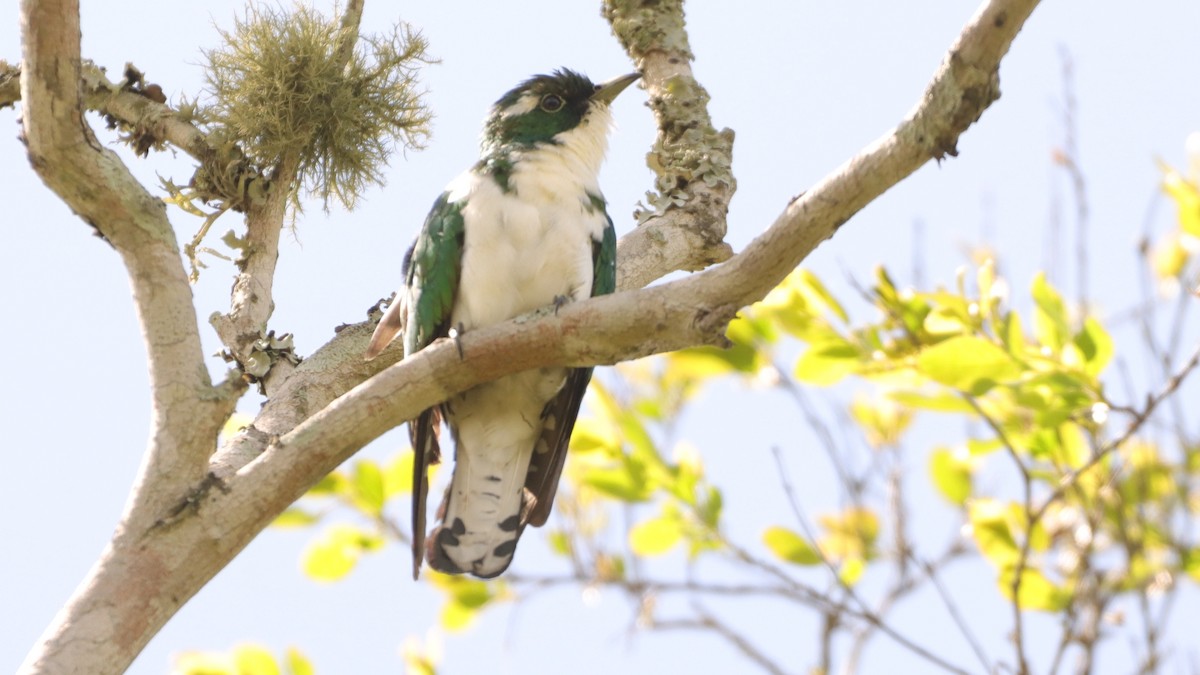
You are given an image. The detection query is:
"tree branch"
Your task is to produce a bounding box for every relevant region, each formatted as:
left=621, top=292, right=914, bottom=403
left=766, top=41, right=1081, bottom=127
left=603, top=0, right=736, bottom=290
left=18, top=0, right=238, bottom=671
left=17, top=0, right=1042, bottom=672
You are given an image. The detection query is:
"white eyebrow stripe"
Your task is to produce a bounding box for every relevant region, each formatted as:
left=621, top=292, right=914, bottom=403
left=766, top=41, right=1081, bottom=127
left=498, top=94, right=539, bottom=119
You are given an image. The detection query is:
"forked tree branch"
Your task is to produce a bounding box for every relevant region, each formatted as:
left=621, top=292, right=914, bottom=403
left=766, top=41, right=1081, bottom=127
left=17, top=0, right=1040, bottom=672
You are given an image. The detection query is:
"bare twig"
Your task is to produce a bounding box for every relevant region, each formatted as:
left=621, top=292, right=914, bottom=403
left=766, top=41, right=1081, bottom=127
left=771, top=448, right=972, bottom=675
left=656, top=609, right=789, bottom=675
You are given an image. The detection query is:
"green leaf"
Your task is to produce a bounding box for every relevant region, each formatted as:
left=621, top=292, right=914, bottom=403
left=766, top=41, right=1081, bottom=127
left=580, top=464, right=652, bottom=502
left=966, top=437, right=1004, bottom=456
left=351, top=460, right=385, bottom=515
left=819, top=508, right=879, bottom=560
left=272, top=507, right=320, bottom=529
left=850, top=397, right=913, bottom=448
left=1073, top=317, right=1113, bottom=377
left=929, top=447, right=972, bottom=505
left=301, top=524, right=380, bottom=582
left=763, top=526, right=822, bottom=565
left=382, top=451, right=414, bottom=497
left=797, top=269, right=849, bottom=323
left=968, top=500, right=1019, bottom=566
left=1183, top=548, right=1200, bottom=583
left=174, top=650, right=234, bottom=675
left=630, top=514, right=684, bottom=556
left=1031, top=273, right=1070, bottom=352
left=307, top=471, right=349, bottom=498
left=888, top=390, right=977, bottom=413
left=670, top=344, right=763, bottom=377
left=923, top=307, right=970, bottom=336
left=839, top=555, right=867, bottom=586
left=232, top=645, right=280, bottom=675
left=1000, top=567, right=1071, bottom=612
left=698, top=486, right=723, bottom=529
left=428, top=573, right=498, bottom=632
left=917, top=335, right=1021, bottom=392
left=284, top=648, right=315, bottom=675
left=794, top=340, right=860, bottom=385
left=547, top=530, right=572, bottom=556
left=569, top=417, right=620, bottom=454
left=1162, top=161, right=1200, bottom=236
left=1000, top=310, right=1026, bottom=355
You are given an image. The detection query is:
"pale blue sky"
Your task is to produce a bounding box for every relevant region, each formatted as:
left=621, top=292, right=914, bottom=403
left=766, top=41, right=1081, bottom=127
left=2, top=1, right=1198, bottom=673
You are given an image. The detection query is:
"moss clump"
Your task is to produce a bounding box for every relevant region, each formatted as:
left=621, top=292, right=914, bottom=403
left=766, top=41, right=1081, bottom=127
left=203, top=3, right=434, bottom=210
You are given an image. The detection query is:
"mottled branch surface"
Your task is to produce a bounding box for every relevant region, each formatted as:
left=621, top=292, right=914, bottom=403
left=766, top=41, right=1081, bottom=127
left=16, top=0, right=1040, bottom=673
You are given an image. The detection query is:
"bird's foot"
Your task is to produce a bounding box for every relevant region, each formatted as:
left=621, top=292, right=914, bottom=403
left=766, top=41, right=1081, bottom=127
left=552, top=294, right=569, bottom=315
left=449, top=322, right=466, bottom=360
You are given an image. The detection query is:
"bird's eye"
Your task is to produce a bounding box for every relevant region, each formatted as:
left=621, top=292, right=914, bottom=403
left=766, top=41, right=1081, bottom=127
left=540, top=94, right=564, bottom=112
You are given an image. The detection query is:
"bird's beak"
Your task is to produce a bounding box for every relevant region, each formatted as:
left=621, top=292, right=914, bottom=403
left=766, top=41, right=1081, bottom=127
left=591, top=72, right=641, bottom=106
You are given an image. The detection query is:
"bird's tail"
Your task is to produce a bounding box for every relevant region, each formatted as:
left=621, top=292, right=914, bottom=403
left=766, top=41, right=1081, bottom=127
left=425, top=450, right=535, bottom=578
left=424, top=375, right=554, bottom=578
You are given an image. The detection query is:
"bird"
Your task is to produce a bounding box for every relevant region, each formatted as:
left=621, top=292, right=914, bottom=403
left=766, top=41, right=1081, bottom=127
left=365, top=69, right=639, bottom=579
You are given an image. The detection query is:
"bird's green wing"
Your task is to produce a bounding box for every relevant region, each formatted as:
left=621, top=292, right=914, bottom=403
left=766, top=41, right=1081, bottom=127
left=404, top=192, right=467, bottom=356
left=403, top=192, right=465, bottom=578
left=525, top=210, right=617, bottom=527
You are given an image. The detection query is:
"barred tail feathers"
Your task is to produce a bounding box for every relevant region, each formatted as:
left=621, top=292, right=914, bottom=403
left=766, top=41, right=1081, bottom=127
left=425, top=369, right=565, bottom=578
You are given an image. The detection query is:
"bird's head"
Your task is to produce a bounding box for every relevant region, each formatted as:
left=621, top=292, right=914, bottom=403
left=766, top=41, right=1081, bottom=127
left=481, top=69, right=640, bottom=155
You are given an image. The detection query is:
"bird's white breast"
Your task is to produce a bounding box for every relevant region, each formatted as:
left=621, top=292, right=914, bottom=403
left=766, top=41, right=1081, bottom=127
left=447, top=111, right=611, bottom=331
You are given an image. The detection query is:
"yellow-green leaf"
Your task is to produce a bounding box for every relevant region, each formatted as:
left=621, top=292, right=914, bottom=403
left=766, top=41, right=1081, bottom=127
left=999, top=567, right=1071, bottom=612
left=1031, top=273, right=1069, bottom=352
left=232, top=645, right=280, bottom=675
left=850, top=397, right=913, bottom=448
left=763, top=526, right=822, bottom=566
left=917, top=335, right=1021, bottom=392
left=428, top=572, right=497, bottom=632
left=630, top=514, right=684, bottom=556
left=351, top=460, right=385, bottom=515
left=840, top=555, right=867, bottom=586
left=819, top=508, right=880, bottom=560
left=301, top=524, right=378, bottom=582
left=889, top=390, right=977, bottom=413
left=547, top=530, right=572, bottom=556
left=307, top=471, right=348, bottom=498
left=580, top=462, right=652, bottom=502
left=1162, top=162, right=1200, bottom=236
left=220, top=413, right=253, bottom=441
left=1153, top=234, right=1190, bottom=279
left=795, top=341, right=860, bottom=385
left=284, top=648, right=315, bottom=675
left=272, top=507, right=320, bottom=529
left=570, top=417, right=620, bottom=455
left=173, top=651, right=234, bottom=675
left=968, top=500, right=1019, bottom=566
left=1073, top=317, right=1113, bottom=377
left=929, top=447, right=972, bottom=505
left=383, top=451, right=414, bottom=497
left=797, top=269, right=849, bottom=323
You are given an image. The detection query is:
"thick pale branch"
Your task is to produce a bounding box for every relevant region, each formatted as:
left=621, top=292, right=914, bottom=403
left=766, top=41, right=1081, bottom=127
left=19, top=0, right=236, bottom=671
left=19, top=1, right=229, bottom=493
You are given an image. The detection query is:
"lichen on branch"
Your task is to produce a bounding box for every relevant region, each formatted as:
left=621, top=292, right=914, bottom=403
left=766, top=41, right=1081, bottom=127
left=202, top=3, right=434, bottom=211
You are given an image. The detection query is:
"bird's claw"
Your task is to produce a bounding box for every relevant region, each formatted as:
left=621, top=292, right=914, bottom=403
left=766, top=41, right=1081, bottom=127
left=452, top=322, right=466, bottom=360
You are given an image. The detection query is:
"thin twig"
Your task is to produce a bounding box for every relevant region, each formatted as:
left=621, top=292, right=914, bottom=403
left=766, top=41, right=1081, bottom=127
left=771, top=448, right=972, bottom=675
